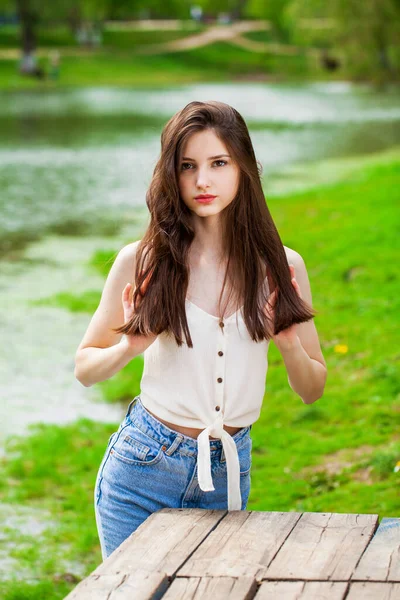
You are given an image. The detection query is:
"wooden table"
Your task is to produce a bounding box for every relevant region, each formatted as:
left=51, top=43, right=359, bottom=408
left=66, top=509, right=400, bottom=599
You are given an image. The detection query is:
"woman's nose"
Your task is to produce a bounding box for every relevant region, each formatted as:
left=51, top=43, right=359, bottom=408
left=195, top=167, right=210, bottom=189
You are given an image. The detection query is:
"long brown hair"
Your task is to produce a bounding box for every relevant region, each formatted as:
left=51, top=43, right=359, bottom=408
left=115, top=100, right=316, bottom=347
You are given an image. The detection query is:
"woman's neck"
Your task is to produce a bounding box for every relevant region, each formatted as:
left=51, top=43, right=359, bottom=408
left=190, top=215, right=226, bottom=266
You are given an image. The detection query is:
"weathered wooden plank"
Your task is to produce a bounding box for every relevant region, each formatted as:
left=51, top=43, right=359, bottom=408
left=93, top=508, right=227, bottom=577
left=65, top=571, right=169, bottom=600
left=177, top=510, right=301, bottom=581
left=107, top=572, right=169, bottom=599
left=255, top=581, right=348, bottom=599
left=352, top=517, right=400, bottom=582
left=265, top=512, right=379, bottom=581
left=346, top=582, right=400, bottom=599
left=162, top=576, right=258, bottom=599
left=64, top=574, right=125, bottom=599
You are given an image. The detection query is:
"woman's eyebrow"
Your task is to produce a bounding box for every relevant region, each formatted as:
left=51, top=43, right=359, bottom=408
left=181, top=154, right=231, bottom=161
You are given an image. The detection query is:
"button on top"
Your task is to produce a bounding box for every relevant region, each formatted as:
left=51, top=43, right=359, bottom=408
left=215, top=405, right=220, bottom=411
left=219, top=321, right=224, bottom=328
left=218, top=351, right=224, bottom=356
left=217, top=377, right=223, bottom=383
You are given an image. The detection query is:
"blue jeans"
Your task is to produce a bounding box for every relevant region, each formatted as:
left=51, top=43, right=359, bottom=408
left=94, top=396, right=252, bottom=559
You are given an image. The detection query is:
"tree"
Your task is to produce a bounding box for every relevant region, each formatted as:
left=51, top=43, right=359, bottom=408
left=245, top=0, right=292, bottom=40
left=285, top=0, right=400, bottom=81
left=0, top=0, right=114, bottom=74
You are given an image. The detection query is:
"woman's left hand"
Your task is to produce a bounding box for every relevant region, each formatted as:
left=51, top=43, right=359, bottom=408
left=264, top=264, right=302, bottom=350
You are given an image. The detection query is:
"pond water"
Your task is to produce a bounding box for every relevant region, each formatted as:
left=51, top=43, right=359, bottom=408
left=1, top=81, right=399, bottom=444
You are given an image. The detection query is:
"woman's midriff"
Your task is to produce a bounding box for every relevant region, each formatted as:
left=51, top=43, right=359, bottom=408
left=144, top=406, right=242, bottom=440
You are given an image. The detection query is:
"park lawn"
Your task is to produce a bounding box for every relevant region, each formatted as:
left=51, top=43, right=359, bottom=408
left=0, top=40, right=329, bottom=89
left=1, top=152, right=399, bottom=598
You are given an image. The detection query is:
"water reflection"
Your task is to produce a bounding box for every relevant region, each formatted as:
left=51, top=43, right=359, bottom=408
left=1, top=82, right=400, bottom=122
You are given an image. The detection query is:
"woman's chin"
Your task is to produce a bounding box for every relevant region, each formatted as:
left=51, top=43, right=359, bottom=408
left=190, top=202, right=223, bottom=217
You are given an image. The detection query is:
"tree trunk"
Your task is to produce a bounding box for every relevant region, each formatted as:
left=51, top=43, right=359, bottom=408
left=231, top=0, right=248, bottom=21
left=16, top=0, right=37, bottom=54
left=16, top=0, right=42, bottom=76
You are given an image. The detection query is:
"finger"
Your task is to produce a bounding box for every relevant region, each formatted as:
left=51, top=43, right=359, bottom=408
left=122, top=283, right=132, bottom=309
left=291, top=278, right=302, bottom=298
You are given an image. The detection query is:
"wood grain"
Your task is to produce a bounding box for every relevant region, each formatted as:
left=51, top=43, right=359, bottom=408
left=265, top=512, right=378, bottom=581
left=256, top=581, right=348, bottom=599
left=163, top=576, right=257, bottom=599
left=346, top=582, right=400, bottom=599
left=352, top=517, right=400, bottom=582
left=93, top=508, right=227, bottom=577
left=177, top=510, right=301, bottom=580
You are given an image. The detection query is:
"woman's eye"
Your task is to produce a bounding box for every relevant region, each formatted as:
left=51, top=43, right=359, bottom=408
left=181, top=160, right=227, bottom=170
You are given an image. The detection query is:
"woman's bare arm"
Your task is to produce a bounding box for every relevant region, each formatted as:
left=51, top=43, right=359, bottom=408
left=74, top=241, right=156, bottom=387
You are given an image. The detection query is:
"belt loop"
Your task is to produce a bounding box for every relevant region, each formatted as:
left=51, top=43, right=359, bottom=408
left=125, top=396, right=139, bottom=418
left=164, top=434, right=184, bottom=456
left=220, top=447, right=226, bottom=463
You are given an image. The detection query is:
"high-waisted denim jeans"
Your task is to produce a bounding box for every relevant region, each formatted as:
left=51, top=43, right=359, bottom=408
left=94, top=396, right=252, bottom=560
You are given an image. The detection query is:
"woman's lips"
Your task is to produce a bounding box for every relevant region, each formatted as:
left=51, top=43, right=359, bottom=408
left=195, top=195, right=216, bottom=204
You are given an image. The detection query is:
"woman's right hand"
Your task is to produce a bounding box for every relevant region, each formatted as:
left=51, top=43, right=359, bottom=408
left=121, top=271, right=157, bottom=352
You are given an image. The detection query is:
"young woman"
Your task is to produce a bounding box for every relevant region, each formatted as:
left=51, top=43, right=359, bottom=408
left=75, top=101, right=327, bottom=560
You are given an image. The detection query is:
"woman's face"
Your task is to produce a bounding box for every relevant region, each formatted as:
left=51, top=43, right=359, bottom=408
left=178, top=129, right=240, bottom=218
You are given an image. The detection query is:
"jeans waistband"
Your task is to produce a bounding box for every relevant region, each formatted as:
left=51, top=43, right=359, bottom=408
left=125, top=396, right=251, bottom=457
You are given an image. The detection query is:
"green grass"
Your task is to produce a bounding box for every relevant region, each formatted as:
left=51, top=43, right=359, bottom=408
left=88, top=248, right=121, bottom=277
left=0, top=419, right=116, bottom=599
left=1, top=151, right=399, bottom=597
left=33, top=290, right=102, bottom=313
left=250, top=157, right=400, bottom=513
left=0, top=40, right=325, bottom=89
left=242, top=29, right=275, bottom=43
left=0, top=25, right=76, bottom=47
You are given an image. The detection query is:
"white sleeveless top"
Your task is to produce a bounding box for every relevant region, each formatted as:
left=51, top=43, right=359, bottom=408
left=140, top=297, right=270, bottom=511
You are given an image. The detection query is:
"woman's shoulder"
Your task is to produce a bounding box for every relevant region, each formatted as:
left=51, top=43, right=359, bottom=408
left=283, top=245, right=303, bottom=266
left=109, top=240, right=142, bottom=280
left=118, top=239, right=141, bottom=261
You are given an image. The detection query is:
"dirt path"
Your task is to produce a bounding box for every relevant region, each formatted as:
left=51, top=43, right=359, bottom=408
left=136, top=20, right=272, bottom=55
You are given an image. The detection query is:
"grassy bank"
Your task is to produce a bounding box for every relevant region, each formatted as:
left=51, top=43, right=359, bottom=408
left=1, top=150, right=399, bottom=598
left=0, top=23, right=346, bottom=89
left=0, top=43, right=313, bottom=89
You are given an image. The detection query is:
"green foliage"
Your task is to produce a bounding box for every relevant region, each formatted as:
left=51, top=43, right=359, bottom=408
left=246, top=0, right=292, bottom=39
left=108, top=0, right=191, bottom=19
left=196, top=0, right=241, bottom=18
left=286, top=0, right=400, bottom=80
